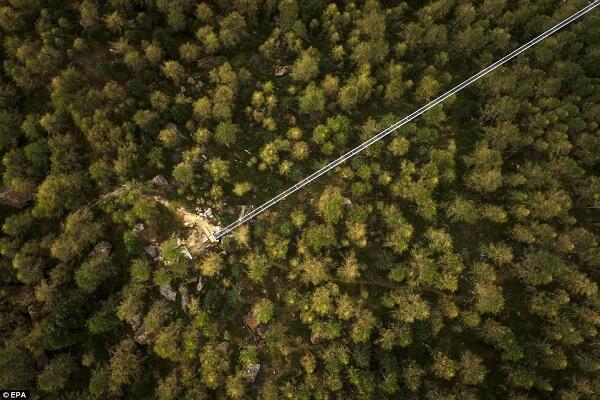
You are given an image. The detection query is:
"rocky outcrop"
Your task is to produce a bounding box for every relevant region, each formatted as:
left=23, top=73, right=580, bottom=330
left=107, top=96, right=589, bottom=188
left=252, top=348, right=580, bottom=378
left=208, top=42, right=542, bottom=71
left=243, top=363, right=261, bottom=383
left=180, top=286, right=190, bottom=315
left=91, top=241, right=112, bottom=257
left=274, top=65, right=290, bottom=77
left=144, top=245, right=158, bottom=258
left=151, top=175, right=170, bottom=189
left=159, top=285, right=177, bottom=302
left=0, top=186, right=31, bottom=208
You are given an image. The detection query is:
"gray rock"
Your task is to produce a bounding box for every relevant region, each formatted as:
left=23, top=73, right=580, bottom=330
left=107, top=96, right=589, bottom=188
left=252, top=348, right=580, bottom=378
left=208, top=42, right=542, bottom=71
left=0, top=186, right=30, bottom=208
left=310, top=330, right=321, bottom=344
left=256, top=324, right=269, bottom=338
left=159, top=285, right=177, bottom=302
left=92, top=241, right=112, bottom=257
left=274, top=65, right=291, bottom=77
left=166, top=123, right=178, bottom=133
left=243, top=363, right=261, bottom=383
left=180, top=286, right=190, bottom=315
left=130, top=315, right=142, bottom=332
left=216, top=341, right=229, bottom=353
left=151, top=175, right=170, bottom=189
left=134, top=327, right=151, bottom=345
left=144, top=245, right=158, bottom=258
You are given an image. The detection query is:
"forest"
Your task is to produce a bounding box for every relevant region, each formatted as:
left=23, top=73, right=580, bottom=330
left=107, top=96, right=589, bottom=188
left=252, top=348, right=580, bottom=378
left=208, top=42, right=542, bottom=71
left=1, top=0, right=600, bottom=399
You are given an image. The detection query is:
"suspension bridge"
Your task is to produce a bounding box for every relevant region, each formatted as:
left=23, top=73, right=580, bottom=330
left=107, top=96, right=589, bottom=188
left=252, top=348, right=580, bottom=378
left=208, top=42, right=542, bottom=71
left=211, top=0, right=600, bottom=241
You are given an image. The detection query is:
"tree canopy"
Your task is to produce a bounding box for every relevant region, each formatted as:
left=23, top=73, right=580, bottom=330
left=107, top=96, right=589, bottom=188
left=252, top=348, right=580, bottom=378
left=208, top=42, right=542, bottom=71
left=1, top=1, right=600, bottom=399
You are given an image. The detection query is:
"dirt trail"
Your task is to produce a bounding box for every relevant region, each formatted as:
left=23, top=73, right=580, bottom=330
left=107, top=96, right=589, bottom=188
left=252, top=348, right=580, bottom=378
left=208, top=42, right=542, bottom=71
left=152, top=196, right=221, bottom=255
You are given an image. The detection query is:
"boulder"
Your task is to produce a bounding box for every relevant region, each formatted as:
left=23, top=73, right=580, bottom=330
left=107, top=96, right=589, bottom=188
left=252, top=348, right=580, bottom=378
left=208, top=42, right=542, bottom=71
left=310, top=330, right=321, bottom=345
left=180, top=286, right=191, bottom=315
left=243, top=363, right=261, bottom=383
left=216, top=341, right=229, bottom=353
left=133, top=223, right=145, bottom=232
left=144, top=245, right=158, bottom=258
left=151, top=175, right=170, bottom=189
left=274, top=65, right=291, bottom=77
left=92, top=241, right=112, bottom=257
left=159, top=285, right=177, bottom=302
left=129, top=315, right=142, bottom=332
left=166, top=123, right=178, bottom=133
left=0, top=186, right=31, bottom=208
left=134, top=327, right=151, bottom=345
left=256, top=324, right=269, bottom=338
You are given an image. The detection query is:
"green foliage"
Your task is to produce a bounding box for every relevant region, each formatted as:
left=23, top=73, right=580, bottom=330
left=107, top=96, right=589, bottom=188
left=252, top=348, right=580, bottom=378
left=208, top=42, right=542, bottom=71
left=43, top=293, right=88, bottom=350
left=123, top=230, right=143, bottom=255
left=2, top=1, right=600, bottom=399
left=243, top=252, right=270, bottom=282
left=304, top=223, right=336, bottom=252
left=162, top=60, right=185, bottom=84
left=0, top=110, right=21, bottom=151
left=215, top=121, right=238, bottom=147
left=144, top=43, right=164, bottom=65
left=219, top=12, right=247, bottom=48
left=415, top=75, right=440, bottom=101
left=291, top=47, right=320, bottom=82
left=75, top=253, right=116, bottom=293
left=204, top=157, right=230, bottom=182
left=108, top=339, right=142, bottom=394
left=200, top=253, right=223, bottom=277
left=79, top=0, right=99, bottom=29
left=172, top=162, right=195, bottom=188
left=88, top=365, right=111, bottom=398
left=193, top=97, right=212, bottom=121
left=199, top=343, right=230, bottom=389
left=131, top=258, right=151, bottom=282
left=179, top=42, right=199, bottom=63
left=318, top=186, right=346, bottom=224
left=33, top=173, right=91, bottom=218
left=253, top=299, right=274, bottom=324
left=51, top=209, right=103, bottom=262
left=134, top=110, right=159, bottom=133
left=154, top=321, right=183, bottom=362
left=338, top=66, right=374, bottom=111
left=459, top=351, right=487, bottom=385
left=464, top=145, right=503, bottom=193
left=116, top=282, right=146, bottom=327
left=432, top=351, right=457, bottom=380
left=12, top=240, right=44, bottom=284
left=87, top=297, right=121, bottom=334
left=37, top=353, right=75, bottom=393
left=0, top=335, right=34, bottom=388
left=299, top=82, right=325, bottom=114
